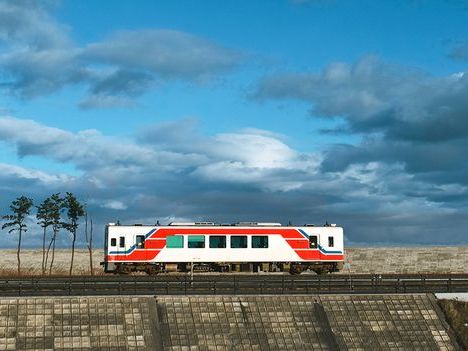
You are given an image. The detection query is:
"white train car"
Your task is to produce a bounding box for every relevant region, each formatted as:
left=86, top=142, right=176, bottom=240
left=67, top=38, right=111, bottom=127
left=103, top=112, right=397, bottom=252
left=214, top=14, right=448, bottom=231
left=102, top=222, right=344, bottom=274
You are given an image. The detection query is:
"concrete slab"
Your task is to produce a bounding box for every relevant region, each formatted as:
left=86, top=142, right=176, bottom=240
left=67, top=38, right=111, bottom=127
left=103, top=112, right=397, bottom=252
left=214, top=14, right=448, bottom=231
left=0, top=294, right=461, bottom=350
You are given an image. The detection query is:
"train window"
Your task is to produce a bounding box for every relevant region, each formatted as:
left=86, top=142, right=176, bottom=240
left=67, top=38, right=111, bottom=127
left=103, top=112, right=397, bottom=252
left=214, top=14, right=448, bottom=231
left=188, top=235, right=205, bottom=248
left=252, top=236, right=268, bottom=248
left=119, top=236, right=125, bottom=248
left=209, top=236, right=226, bottom=248
left=166, top=235, right=184, bottom=248
left=136, top=235, right=145, bottom=249
left=309, top=235, right=318, bottom=249
left=328, top=236, right=334, bottom=247
left=231, top=236, right=247, bottom=248
left=110, top=238, right=116, bottom=247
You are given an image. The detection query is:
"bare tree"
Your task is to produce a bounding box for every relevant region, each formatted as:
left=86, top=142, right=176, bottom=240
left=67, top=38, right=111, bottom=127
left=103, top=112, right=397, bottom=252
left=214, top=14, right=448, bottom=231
left=84, top=210, right=94, bottom=275
left=2, top=196, right=33, bottom=275
left=63, top=192, right=84, bottom=275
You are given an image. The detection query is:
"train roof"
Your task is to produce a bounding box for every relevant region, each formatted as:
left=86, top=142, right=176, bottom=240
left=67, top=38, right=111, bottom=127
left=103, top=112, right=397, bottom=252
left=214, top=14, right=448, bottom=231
left=107, top=221, right=340, bottom=227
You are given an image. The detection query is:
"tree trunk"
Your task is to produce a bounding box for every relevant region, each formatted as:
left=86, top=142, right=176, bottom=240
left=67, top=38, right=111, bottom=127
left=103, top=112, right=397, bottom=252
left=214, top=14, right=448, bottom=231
left=45, top=233, right=54, bottom=273
left=41, top=227, right=47, bottom=275
left=17, top=229, right=22, bottom=275
left=88, top=219, right=94, bottom=275
left=49, top=230, right=57, bottom=275
left=69, top=229, right=76, bottom=275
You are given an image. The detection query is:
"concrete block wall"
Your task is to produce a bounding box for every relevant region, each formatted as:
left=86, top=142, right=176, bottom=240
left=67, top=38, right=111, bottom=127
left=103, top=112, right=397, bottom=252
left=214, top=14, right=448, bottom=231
left=0, top=294, right=459, bottom=350
left=0, top=297, right=159, bottom=351
left=156, top=294, right=458, bottom=351
left=342, top=247, right=468, bottom=274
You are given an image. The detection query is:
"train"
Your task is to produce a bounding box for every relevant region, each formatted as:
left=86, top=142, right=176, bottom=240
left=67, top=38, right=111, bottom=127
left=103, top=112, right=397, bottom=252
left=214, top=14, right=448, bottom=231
left=102, top=221, right=344, bottom=274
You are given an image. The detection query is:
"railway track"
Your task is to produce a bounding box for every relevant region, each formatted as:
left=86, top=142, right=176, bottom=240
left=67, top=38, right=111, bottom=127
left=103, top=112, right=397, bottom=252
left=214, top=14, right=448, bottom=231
left=0, top=273, right=467, bottom=296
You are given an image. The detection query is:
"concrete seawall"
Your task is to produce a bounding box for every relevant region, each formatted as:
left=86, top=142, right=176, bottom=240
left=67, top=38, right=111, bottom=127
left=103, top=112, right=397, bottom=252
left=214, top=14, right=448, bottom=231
left=343, top=247, right=468, bottom=274
left=0, top=294, right=460, bottom=350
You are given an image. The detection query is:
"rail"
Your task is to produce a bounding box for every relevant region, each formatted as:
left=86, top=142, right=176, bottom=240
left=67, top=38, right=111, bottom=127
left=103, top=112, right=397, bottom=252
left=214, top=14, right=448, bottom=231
left=0, top=273, right=467, bottom=296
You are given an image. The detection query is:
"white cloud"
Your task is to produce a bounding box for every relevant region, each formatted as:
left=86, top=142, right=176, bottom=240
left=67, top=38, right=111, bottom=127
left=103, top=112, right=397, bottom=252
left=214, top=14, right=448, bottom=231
left=0, top=162, right=72, bottom=186
left=1, top=115, right=468, bottom=246
left=0, top=3, right=242, bottom=107
left=101, top=200, right=127, bottom=210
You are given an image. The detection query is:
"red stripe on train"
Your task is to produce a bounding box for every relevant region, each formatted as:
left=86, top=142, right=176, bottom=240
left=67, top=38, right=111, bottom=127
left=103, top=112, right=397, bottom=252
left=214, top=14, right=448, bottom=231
left=147, top=228, right=304, bottom=239
left=286, top=240, right=309, bottom=249
left=106, top=250, right=160, bottom=261
left=144, top=239, right=166, bottom=249
left=294, top=250, right=344, bottom=261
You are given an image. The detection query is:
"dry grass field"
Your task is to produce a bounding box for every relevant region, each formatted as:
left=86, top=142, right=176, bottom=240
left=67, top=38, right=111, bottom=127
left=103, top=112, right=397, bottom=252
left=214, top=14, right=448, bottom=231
left=0, top=246, right=466, bottom=276
left=0, top=249, right=104, bottom=276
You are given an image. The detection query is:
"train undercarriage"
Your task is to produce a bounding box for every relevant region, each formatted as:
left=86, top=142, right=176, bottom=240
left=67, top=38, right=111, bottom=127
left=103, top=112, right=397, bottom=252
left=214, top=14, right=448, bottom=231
left=105, top=261, right=344, bottom=275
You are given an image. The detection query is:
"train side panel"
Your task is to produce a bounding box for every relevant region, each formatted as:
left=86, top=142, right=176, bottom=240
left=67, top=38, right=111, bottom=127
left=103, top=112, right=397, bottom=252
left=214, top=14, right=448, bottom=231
left=103, top=224, right=344, bottom=273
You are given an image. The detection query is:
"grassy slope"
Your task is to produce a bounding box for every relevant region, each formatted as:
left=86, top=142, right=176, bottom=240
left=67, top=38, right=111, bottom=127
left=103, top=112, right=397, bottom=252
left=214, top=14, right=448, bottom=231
left=438, top=299, right=468, bottom=350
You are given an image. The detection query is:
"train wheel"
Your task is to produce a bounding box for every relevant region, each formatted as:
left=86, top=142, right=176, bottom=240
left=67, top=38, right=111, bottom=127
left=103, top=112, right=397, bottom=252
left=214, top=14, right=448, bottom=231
left=289, top=265, right=302, bottom=275
left=313, top=268, right=328, bottom=275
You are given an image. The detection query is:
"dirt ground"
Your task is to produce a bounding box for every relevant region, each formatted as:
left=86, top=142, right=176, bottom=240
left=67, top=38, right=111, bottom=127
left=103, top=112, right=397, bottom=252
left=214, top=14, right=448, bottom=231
left=0, top=249, right=104, bottom=275
left=438, top=299, right=468, bottom=349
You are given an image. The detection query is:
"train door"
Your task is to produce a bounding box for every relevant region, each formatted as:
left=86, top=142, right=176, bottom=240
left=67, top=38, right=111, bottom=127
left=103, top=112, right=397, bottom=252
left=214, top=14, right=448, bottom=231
left=118, top=236, right=126, bottom=256
left=309, top=235, right=320, bottom=260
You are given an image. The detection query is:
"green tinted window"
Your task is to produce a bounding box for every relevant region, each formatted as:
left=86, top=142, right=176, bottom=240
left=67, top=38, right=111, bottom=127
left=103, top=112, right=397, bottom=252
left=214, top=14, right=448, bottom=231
left=252, top=236, right=268, bottom=248
left=188, top=235, right=205, bottom=248
left=166, top=235, right=184, bottom=248
left=231, top=236, right=247, bottom=248
left=209, top=236, right=226, bottom=248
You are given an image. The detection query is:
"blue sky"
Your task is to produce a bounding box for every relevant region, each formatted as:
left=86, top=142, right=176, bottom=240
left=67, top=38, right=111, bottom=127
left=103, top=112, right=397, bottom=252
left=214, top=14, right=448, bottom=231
left=1, top=0, right=468, bottom=247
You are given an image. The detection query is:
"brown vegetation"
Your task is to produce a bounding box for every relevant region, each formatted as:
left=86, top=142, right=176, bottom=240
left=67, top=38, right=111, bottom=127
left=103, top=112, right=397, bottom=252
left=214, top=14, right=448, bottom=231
left=0, top=249, right=105, bottom=276
left=438, top=299, right=468, bottom=350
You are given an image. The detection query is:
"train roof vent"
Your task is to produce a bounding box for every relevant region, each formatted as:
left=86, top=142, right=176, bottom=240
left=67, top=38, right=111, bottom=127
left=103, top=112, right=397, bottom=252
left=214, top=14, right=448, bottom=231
left=169, top=222, right=195, bottom=226
left=168, top=221, right=215, bottom=226
left=305, top=224, right=315, bottom=227
left=234, top=222, right=281, bottom=227
left=195, top=221, right=215, bottom=226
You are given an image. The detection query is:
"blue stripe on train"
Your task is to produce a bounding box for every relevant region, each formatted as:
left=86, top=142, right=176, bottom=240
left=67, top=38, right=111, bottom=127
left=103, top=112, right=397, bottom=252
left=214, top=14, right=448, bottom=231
left=297, top=229, right=343, bottom=254
left=108, top=228, right=158, bottom=255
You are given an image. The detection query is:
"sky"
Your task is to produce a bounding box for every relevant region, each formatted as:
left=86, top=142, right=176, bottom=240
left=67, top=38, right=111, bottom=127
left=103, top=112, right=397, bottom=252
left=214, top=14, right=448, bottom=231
left=1, top=0, right=468, bottom=248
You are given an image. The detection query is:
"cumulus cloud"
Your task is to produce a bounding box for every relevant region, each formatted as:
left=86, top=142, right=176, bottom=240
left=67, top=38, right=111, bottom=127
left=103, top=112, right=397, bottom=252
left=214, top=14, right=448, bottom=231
left=83, top=30, right=242, bottom=80
left=0, top=0, right=70, bottom=49
left=0, top=2, right=242, bottom=107
left=1, top=115, right=468, bottom=247
left=250, top=56, right=468, bottom=243
left=255, top=56, right=468, bottom=188
left=256, top=56, right=468, bottom=141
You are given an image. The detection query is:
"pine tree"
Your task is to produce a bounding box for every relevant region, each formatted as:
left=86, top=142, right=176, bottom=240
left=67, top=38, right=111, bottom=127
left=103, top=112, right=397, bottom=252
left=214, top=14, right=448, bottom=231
left=36, top=197, right=54, bottom=275
left=45, top=193, right=64, bottom=275
left=63, top=192, right=84, bottom=275
left=2, top=196, right=34, bottom=275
